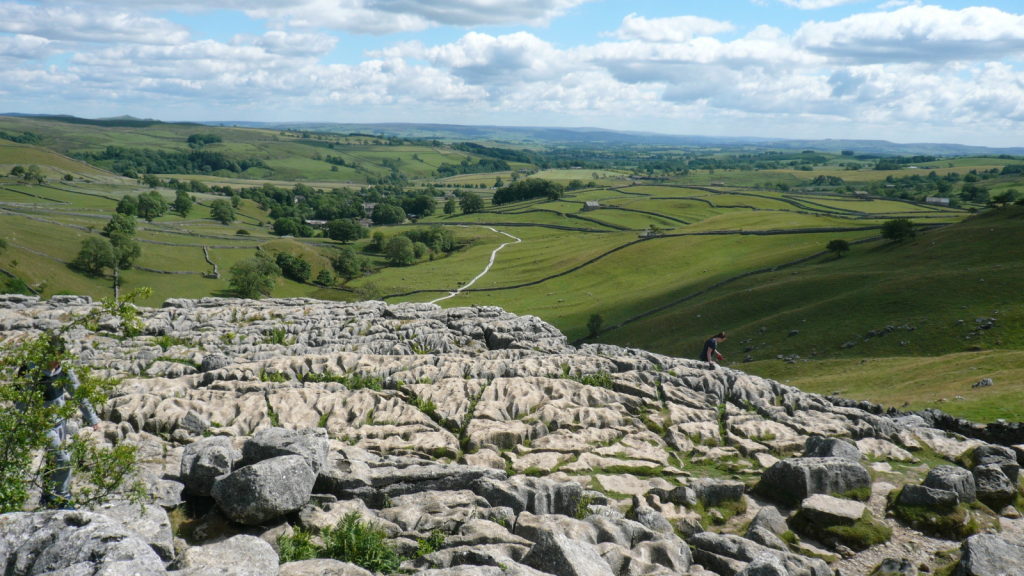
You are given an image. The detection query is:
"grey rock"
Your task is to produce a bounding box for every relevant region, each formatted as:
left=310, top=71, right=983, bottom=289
left=95, top=501, right=175, bottom=561
left=629, top=495, right=674, bottom=534
left=747, top=506, right=788, bottom=537
left=758, top=457, right=871, bottom=505
left=972, top=378, right=993, bottom=388
left=746, top=526, right=788, bottom=551
left=200, top=354, right=229, bottom=372
left=150, top=478, right=186, bottom=509
left=737, top=552, right=789, bottom=576
left=180, top=409, right=211, bottom=435
left=180, top=436, right=235, bottom=497
left=521, top=530, right=615, bottom=576
left=631, top=538, right=692, bottom=573
left=471, top=475, right=582, bottom=516
left=0, top=511, right=166, bottom=575
left=972, top=464, right=1017, bottom=509
left=799, top=494, right=865, bottom=526
left=689, top=477, right=746, bottom=507
left=870, top=558, right=916, bottom=575
left=445, top=519, right=532, bottom=548
left=924, top=466, right=977, bottom=504
left=410, top=543, right=530, bottom=570
left=804, top=436, right=862, bottom=462
left=241, top=427, right=330, bottom=475
left=278, top=559, right=372, bottom=576
left=415, top=568, right=504, bottom=576
left=970, top=445, right=1020, bottom=484
left=584, top=515, right=663, bottom=549
left=690, top=532, right=831, bottom=576
left=954, top=534, right=1024, bottom=576
left=212, top=455, right=316, bottom=525
left=170, top=535, right=279, bottom=576
left=896, top=484, right=959, bottom=508
left=515, top=512, right=598, bottom=545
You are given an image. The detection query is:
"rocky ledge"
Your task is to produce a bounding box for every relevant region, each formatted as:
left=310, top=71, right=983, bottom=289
left=1, top=295, right=1022, bottom=576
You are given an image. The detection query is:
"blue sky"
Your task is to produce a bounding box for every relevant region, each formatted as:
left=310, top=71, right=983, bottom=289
left=1, top=0, right=1024, bottom=145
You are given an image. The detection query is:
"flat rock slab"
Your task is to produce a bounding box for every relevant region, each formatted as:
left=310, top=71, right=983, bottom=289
left=800, top=494, right=866, bottom=526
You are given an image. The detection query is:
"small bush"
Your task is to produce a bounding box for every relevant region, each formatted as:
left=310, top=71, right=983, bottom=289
left=572, top=370, right=615, bottom=389
left=415, top=530, right=446, bottom=558
left=575, top=493, right=595, bottom=520
left=278, top=512, right=402, bottom=573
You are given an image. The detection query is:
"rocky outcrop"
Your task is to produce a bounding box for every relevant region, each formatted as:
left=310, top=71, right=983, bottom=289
left=1, top=296, right=1019, bottom=576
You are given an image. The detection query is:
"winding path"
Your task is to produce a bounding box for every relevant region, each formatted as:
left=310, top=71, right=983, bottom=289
left=429, top=227, right=521, bottom=305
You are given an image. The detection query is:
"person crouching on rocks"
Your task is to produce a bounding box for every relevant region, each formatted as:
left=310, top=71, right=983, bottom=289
left=700, top=332, right=726, bottom=369
left=17, top=336, right=101, bottom=510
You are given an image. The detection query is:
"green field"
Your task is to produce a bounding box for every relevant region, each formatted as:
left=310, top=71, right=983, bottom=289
left=3, top=115, right=1024, bottom=422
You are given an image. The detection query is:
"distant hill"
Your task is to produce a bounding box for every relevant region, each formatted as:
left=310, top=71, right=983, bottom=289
left=203, top=121, right=1024, bottom=156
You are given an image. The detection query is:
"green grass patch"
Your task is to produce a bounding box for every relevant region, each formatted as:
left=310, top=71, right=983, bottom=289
left=888, top=489, right=981, bottom=540
left=278, top=512, right=403, bottom=574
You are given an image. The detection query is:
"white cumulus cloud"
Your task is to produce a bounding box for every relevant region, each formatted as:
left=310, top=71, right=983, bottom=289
left=615, top=13, right=735, bottom=43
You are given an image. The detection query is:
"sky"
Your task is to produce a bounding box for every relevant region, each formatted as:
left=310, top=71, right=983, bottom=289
left=1, top=0, right=1024, bottom=146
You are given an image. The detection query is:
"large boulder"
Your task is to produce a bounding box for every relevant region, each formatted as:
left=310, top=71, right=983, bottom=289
left=212, top=455, right=316, bottom=525
left=170, top=535, right=279, bottom=576
left=798, top=494, right=865, bottom=526
left=746, top=506, right=788, bottom=537
left=737, top=553, right=789, bottom=576
left=95, top=501, right=175, bottom=561
left=968, top=445, right=1020, bottom=484
left=0, top=511, right=166, bottom=576
left=520, top=530, right=615, bottom=576
left=954, top=534, right=1024, bottom=576
left=972, top=464, right=1017, bottom=509
left=757, top=457, right=871, bottom=505
left=628, top=495, right=674, bottom=534
left=689, top=478, right=746, bottom=507
left=896, top=484, right=959, bottom=508
left=923, top=466, right=976, bottom=504
left=180, top=436, right=236, bottom=497
left=240, top=427, right=330, bottom=475
left=804, top=436, right=862, bottom=462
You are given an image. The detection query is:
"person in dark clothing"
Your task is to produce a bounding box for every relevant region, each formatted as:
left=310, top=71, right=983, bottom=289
left=700, top=332, right=727, bottom=367
left=16, top=338, right=100, bottom=509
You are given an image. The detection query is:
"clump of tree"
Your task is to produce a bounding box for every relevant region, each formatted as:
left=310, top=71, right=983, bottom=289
left=276, top=253, right=311, bottom=283
left=587, top=313, right=603, bottom=338
left=74, top=214, right=142, bottom=287
left=991, top=189, right=1023, bottom=208
left=210, top=199, right=235, bottom=224
left=273, top=217, right=314, bottom=238
left=881, top=218, right=916, bottom=244
left=826, top=239, right=850, bottom=258
left=136, top=191, right=168, bottom=222
left=229, top=252, right=281, bottom=299
left=9, top=165, right=45, bottom=184
left=328, top=219, right=368, bottom=243
left=443, top=198, right=457, bottom=215
left=436, top=158, right=510, bottom=177
left=492, top=179, right=564, bottom=205
left=0, top=289, right=151, bottom=513
left=401, top=225, right=457, bottom=254
left=459, top=192, right=484, bottom=214
left=384, top=236, right=416, bottom=266
left=371, top=203, right=406, bottom=225
left=332, top=247, right=370, bottom=280
left=187, top=133, right=223, bottom=147
left=174, top=190, right=193, bottom=218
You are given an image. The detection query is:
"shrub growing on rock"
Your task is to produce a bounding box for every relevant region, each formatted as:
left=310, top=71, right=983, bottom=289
left=278, top=512, right=402, bottom=574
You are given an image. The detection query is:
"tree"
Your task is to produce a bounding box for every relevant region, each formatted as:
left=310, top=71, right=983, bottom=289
left=229, top=252, right=281, bottom=299
left=371, top=203, right=406, bottom=225
left=210, top=199, right=235, bottom=224
left=494, top=177, right=505, bottom=188
left=275, top=253, right=311, bottom=283
left=881, top=218, right=916, bottom=244
left=826, top=239, right=850, bottom=258
left=231, top=194, right=242, bottom=208
left=9, top=166, right=25, bottom=177
left=108, top=232, right=141, bottom=272
left=72, top=237, right=115, bottom=275
left=142, top=174, right=161, bottom=188
left=384, top=236, right=416, bottom=266
left=116, top=195, right=138, bottom=217
left=1, top=290, right=151, bottom=513
left=993, top=189, right=1023, bottom=207
left=368, top=231, right=387, bottom=252
left=332, top=246, right=365, bottom=279
left=328, top=219, right=368, bottom=243
left=63, top=174, right=74, bottom=182
left=460, top=192, right=484, bottom=214
left=316, top=269, right=334, bottom=286
left=24, top=165, right=45, bottom=184
left=102, top=213, right=137, bottom=237
left=136, top=191, right=167, bottom=222
left=587, top=313, right=603, bottom=338
left=412, top=242, right=428, bottom=259
left=443, top=198, right=457, bottom=215
left=173, top=191, right=193, bottom=218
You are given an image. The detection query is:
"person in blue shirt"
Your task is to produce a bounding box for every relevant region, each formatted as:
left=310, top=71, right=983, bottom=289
left=18, top=338, right=101, bottom=509
left=700, top=332, right=727, bottom=368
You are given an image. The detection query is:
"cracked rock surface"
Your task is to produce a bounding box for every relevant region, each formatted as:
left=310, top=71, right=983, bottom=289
left=1, top=295, right=1021, bottom=576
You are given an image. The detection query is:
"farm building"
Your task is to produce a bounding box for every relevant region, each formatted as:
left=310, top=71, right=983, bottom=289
left=854, top=191, right=869, bottom=197
left=926, top=197, right=950, bottom=207
left=582, top=201, right=600, bottom=212
left=362, top=203, right=377, bottom=217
